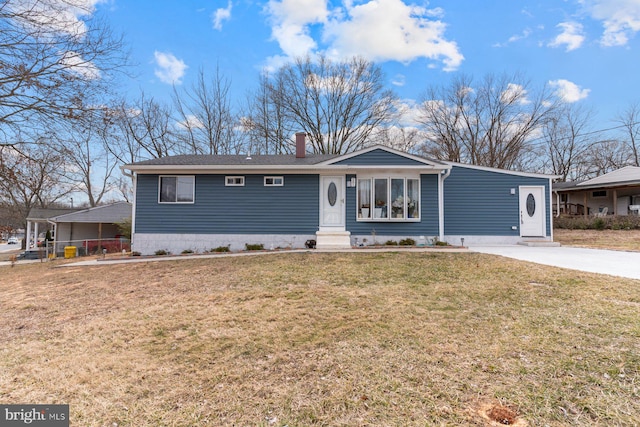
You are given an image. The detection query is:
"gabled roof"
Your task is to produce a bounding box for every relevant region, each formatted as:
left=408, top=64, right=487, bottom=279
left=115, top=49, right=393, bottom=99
left=320, top=145, right=449, bottom=168
left=27, top=207, right=82, bottom=221
left=122, top=145, right=450, bottom=173
left=129, top=153, right=337, bottom=167
left=50, top=202, right=132, bottom=223
left=554, top=166, right=640, bottom=191
left=442, top=161, right=560, bottom=179
left=577, top=166, right=640, bottom=187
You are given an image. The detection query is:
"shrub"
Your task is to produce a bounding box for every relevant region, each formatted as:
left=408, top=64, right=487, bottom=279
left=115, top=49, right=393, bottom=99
left=212, top=246, right=230, bottom=253
left=131, top=251, right=141, bottom=257
left=435, top=240, right=449, bottom=246
left=181, top=249, right=194, bottom=254
left=385, top=240, right=398, bottom=246
left=399, top=238, right=416, bottom=246
left=154, top=249, right=169, bottom=256
left=554, top=215, right=640, bottom=230
left=245, top=243, right=264, bottom=251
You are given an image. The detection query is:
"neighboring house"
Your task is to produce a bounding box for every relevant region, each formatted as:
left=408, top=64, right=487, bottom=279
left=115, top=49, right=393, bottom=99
left=26, top=202, right=132, bottom=256
left=25, top=207, right=79, bottom=249
left=553, top=166, right=640, bottom=217
left=123, top=134, right=557, bottom=254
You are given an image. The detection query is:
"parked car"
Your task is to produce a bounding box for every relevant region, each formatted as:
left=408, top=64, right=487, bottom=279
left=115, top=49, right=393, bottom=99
left=7, top=237, right=19, bottom=244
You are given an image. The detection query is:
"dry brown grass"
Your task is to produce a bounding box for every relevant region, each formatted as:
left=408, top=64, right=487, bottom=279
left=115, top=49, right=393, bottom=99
left=554, top=229, right=640, bottom=251
left=1, top=252, right=639, bottom=426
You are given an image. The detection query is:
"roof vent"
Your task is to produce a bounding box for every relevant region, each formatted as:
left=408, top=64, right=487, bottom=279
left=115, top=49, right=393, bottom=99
left=246, top=152, right=252, bottom=160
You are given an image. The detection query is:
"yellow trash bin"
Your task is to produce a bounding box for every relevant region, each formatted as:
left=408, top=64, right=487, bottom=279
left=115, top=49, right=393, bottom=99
left=64, top=246, right=76, bottom=259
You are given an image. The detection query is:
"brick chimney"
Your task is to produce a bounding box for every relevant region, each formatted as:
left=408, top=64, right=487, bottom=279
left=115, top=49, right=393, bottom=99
left=295, top=132, right=306, bottom=158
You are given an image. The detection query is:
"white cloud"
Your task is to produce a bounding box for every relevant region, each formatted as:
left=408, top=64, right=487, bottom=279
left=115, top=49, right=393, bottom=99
left=548, top=21, right=585, bottom=51
left=213, top=1, right=232, bottom=31
left=264, top=0, right=463, bottom=71
left=501, top=83, right=530, bottom=105
left=549, top=79, right=590, bottom=102
left=154, top=51, right=188, bottom=85
left=266, top=0, right=329, bottom=61
left=324, top=0, right=463, bottom=70
left=391, top=74, right=405, bottom=87
left=175, top=114, right=204, bottom=130
left=492, top=28, right=532, bottom=48
left=10, top=0, right=103, bottom=37
left=59, top=50, right=101, bottom=79
left=581, top=0, right=640, bottom=46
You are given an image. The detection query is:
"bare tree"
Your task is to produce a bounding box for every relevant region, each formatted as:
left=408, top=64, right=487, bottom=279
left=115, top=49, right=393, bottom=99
left=416, top=73, right=559, bottom=169
left=0, top=145, right=72, bottom=241
left=540, top=104, right=594, bottom=181
left=370, top=126, right=423, bottom=153
left=0, top=0, right=127, bottom=145
left=249, top=55, right=398, bottom=154
left=110, top=94, right=177, bottom=160
left=243, top=73, right=292, bottom=155
left=173, top=67, right=240, bottom=155
left=584, top=139, right=632, bottom=177
left=52, top=116, right=118, bottom=207
left=615, top=102, right=640, bottom=166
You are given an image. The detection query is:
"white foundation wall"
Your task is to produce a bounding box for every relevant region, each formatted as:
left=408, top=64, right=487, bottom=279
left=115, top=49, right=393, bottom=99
left=132, top=233, right=317, bottom=255
left=444, top=235, right=552, bottom=246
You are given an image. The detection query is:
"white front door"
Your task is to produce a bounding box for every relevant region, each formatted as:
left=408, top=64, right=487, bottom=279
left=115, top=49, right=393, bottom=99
left=519, top=186, right=546, bottom=237
left=320, top=176, right=345, bottom=228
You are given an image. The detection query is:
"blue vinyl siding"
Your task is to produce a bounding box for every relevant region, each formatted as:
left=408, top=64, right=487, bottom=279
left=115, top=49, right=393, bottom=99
left=332, top=149, right=427, bottom=166
left=444, top=166, right=551, bottom=236
left=345, top=174, right=439, bottom=236
left=135, top=174, right=319, bottom=234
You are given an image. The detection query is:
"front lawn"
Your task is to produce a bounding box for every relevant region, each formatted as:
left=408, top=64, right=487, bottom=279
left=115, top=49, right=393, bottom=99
left=1, top=253, right=638, bottom=426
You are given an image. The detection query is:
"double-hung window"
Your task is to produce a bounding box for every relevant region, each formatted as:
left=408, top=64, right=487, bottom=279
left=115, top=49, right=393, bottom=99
left=159, top=176, right=195, bottom=203
left=357, top=176, right=420, bottom=221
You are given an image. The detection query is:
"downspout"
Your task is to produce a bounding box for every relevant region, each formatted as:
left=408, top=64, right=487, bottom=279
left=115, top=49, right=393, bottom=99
left=438, top=168, right=451, bottom=242
left=551, top=178, right=558, bottom=242
left=120, top=166, right=136, bottom=250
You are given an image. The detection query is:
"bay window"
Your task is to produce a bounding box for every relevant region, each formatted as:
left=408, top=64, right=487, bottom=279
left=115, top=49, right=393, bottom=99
left=357, top=176, right=420, bottom=221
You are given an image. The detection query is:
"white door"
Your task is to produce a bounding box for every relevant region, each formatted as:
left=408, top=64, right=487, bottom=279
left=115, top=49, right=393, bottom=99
left=320, top=176, right=345, bottom=228
left=519, top=186, right=545, bottom=237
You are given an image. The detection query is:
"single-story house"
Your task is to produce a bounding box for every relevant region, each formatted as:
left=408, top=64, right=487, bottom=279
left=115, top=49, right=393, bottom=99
left=26, top=202, right=132, bottom=256
left=123, top=134, right=557, bottom=254
left=553, top=166, right=640, bottom=217
left=25, top=207, right=80, bottom=249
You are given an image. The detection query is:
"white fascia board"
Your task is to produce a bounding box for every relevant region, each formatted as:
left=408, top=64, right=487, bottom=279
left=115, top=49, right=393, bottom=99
left=123, top=164, right=448, bottom=174
left=317, top=144, right=449, bottom=168
left=442, top=161, right=560, bottom=180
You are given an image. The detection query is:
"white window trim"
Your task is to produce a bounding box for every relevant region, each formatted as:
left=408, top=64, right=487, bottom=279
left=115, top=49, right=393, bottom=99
left=225, top=176, right=245, bottom=186
left=264, top=176, right=284, bottom=186
left=356, top=175, right=421, bottom=222
left=158, top=175, right=195, bottom=204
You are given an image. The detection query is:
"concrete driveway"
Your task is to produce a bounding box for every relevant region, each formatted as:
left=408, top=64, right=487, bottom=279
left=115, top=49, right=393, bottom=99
left=470, top=245, right=640, bottom=280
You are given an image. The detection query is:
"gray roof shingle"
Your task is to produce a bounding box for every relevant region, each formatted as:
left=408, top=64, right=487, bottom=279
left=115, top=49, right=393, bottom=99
left=131, top=154, right=338, bottom=166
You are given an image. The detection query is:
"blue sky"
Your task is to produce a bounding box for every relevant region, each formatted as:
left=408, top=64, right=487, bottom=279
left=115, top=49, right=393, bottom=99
left=98, top=0, right=639, bottom=133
